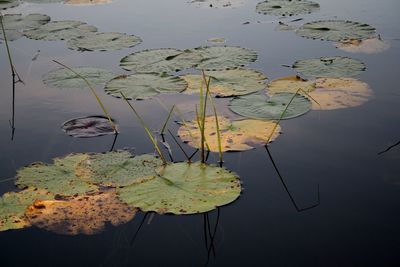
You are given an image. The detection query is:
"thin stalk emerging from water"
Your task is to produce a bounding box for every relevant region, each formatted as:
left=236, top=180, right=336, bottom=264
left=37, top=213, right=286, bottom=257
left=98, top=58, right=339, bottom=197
left=160, top=104, right=175, bottom=135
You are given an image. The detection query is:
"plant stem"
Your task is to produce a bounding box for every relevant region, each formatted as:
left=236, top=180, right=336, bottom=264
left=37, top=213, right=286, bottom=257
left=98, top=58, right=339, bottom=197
left=160, top=104, right=175, bottom=135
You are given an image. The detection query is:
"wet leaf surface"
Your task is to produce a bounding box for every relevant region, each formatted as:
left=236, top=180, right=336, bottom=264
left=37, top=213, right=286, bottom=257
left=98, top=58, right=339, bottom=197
left=62, top=116, right=116, bottom=138
left=256, top=0, right=320, bottom=16
left=0, top=0, right=19, bottom=10
left=67, top=32, right=142, bottom=51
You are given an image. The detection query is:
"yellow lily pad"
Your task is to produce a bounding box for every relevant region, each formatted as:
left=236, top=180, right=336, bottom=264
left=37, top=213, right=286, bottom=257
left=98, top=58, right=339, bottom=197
left=178, top=116, right=281, bottom=152
left=335, top=38, right=390, bottom=54
left=267, top=75, right=315, bottom=95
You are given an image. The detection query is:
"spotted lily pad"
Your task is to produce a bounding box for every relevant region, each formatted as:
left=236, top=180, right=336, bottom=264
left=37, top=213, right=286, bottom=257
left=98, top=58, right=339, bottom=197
left=256, top=0, right=320, bottom=16
left=296, top=20, right=376, bottom=42
left=292, top=56, right=366, bottom=78
left=117, top=162, right=241, bottom=214
left=24, top=20, right=98, bottom=41
left=308, top=77, right=372, bottom=110
left=178, top=116, right=281, bottom=152
left=16, top=154, right=98, bottom=196
left=104, top=73, right=188, bottom=100
left=335, top=38, right=390, bottom=54
left=43, top=67, right=114, bottom=89
left=0, top=188, right=54, bottom=232
left=67, top=32, right=142, bottom=51
left=120, top=48, right=202, bottom=73
left=229, top=92, right=311, bottom=120
left=0, top=0, right=19, bottom=10
left=62, top=116, right=116, bottom=138
left=26, top=191, right=136, bottom=235
left=182, top=69, right=267, bottom=97
left=192, top=46, right=258, bottom=70
left=76, top=151, right=163, bottom=187
left=267, top=75, right=315, bottom=94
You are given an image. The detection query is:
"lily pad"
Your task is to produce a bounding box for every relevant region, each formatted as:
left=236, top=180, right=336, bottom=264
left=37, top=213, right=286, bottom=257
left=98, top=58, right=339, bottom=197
left=207, top=37, right=226, bottom=43
left=16, top=154, right=98, bottom=196
left=335, top=38, right=390, bottom=54
left=182, top=69, right=267, bottom=97
left=229, top=92, right=311, bottom=120
left=65, top=0, right=113, bottom=5
left=0, top=13, right=50, bottom=31
left=296, top=20, right=376, bottom=42
left=309, top=77, right=372, bottom=110
left=0, top=29, right=23, bottom=41
left=0, top=0, right=19, bottom=10
left=192, top=46, right=258, bottom=70
left=76, top=151, right=163, bottom=187
left=42, top=67, right=114, bottom=89
left=117, top=161, right=241, bottom=214
left=189, top=0, right=246, bottom=8
left=120, top=48, right=202, bottom=73
left=67, top=32, right=142, bottom=51
left=178, top=116, right=281, bottom=152
left=26, top=191, right=136, bottom=235
left=256, top=0, right=320, bottom=16
left=0, top=188, right=54, bottom=232
left=292, top=56, right=366, bottom=78
left=24, top=20, right=98, bottom=41
left=62, top=116, right=116, bottom=138
left=267, top=75, right=315, bottom=94
left=104, top=73, right=188, bottom=100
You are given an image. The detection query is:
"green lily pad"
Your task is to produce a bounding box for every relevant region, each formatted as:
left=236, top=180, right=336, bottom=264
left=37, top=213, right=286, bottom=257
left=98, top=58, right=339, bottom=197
left=76, top=151, right=163, bottom=187
left=104, top=73, right=188, bottom=100
left=16, top=154, right=98, bottom=196
left=24, top=20, right=98, bottom=41
left=120, top=48, right=202, bottom=73
left=192, top=46, right=258, bottom=70
left=0, top=29, right=23, bottom=41
left=65, top=0, right=113, bottom=4
left=296, top=20, right=376, bottom=42
left=0, top=13, right=50, bottom=31
left=62, top=116, right=116, bottom=138
left=182, top=68, right=267, bottom=97
left=229, top=92, right=311, bottom=120
left=117, top=161, right=241, bottom=214
left=256, top=0, right=320, bottom=16
left=0, top=188, right=54, bottom=232
left=0, top=0, right=19, bottom=10
left=43, top=67, right=115, bottom=89
left=292, top=56, right=366, bottom=78
left=67, top=32, right=142, bottom=51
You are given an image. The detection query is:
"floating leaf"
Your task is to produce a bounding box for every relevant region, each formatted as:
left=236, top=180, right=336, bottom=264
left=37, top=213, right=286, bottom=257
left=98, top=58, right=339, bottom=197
left=0, top=0, right=19, bottom=10
left=26, top=191, right=136, bottom=235
left=16, top=154, right=98, bottom=196
left=0, top=29, right=23, bottom=41
left=43, top=67, right=114, bottom=89
left=0, top=13, right=50, bottom=41
left=308, top=77, right=372, bottom=110
left=117, top=162, right=241, bottom=214
left=0, top=188, right=54, bottom=232
left=292, top=56, right=366, bottom=78
left=182, top=69, right=267, bottom=97
left=178, top=116, right=281, bottom=152
left=65, top=0, right=113, bottom=5
left=256, top=0, right=320, bottom=16
left=120, top=48, right=202, bottom=73
left=296, top=20, right=376, bottom=42
left=335, top=38, right=390, bottom=54
left=207, top=37, right=226, bottom=43
left=62, top=116, right=116, bottom=138
left=267, top=75, right=315, bottom=94
left=189, top=0, right=246, bottom=8
left=229, top=92, right=311, bottom=120
left=67, top=32, right=142, bottom=51
left=76, top=151, right=163, bottom=187
left=24, top=20, right=97, bottom=41
left=104, top=73, right=188, bottom=100
left=192, top=46, right=258, bottom=70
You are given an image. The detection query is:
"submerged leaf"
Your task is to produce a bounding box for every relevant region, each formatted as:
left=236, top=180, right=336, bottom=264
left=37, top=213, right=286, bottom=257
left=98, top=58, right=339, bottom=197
left=256, top=0, right=320, bottom=16
left=0, top=188, right=54, bottom=232
left=43, top=67, right=114, bottom=89
left=104, top=73, right=188, bottom=100
left=67, top=32, right=142, bottom=51
left=191, top=46, right=258, bottom=70
left=296, top=20, right=376, bottom=42
left=24, top=20, right=97, bottom=41
left=335, top=38, right=390, bottom=54
left=292, top=56, right=366, bottom=78
left=267, top=75, right=315, bottom=94
left=229, top=92, right=311, bottom=120
left=117, top=162, right=241, bottom=214
left=62, top=116, right=116, bottom=138
left=120, top=48, right=202, bottom=73
left=76, top=151, right=163, bottom=187
left=182, top=69, right=267, bottom=97
left=178, top=116, right=281, bottom=152
left=16, top=154, right=98, bottom=196
left=26, top=191, right=136, bottom=235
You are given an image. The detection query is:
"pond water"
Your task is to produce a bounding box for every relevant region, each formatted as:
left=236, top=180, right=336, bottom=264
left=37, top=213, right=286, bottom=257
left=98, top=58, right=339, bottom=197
left=1, top=0, right=400, bottom=266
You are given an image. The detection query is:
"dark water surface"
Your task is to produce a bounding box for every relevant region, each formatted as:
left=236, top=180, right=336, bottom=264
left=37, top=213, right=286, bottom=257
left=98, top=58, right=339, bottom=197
left=1, top=0, right=400, bottom=266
